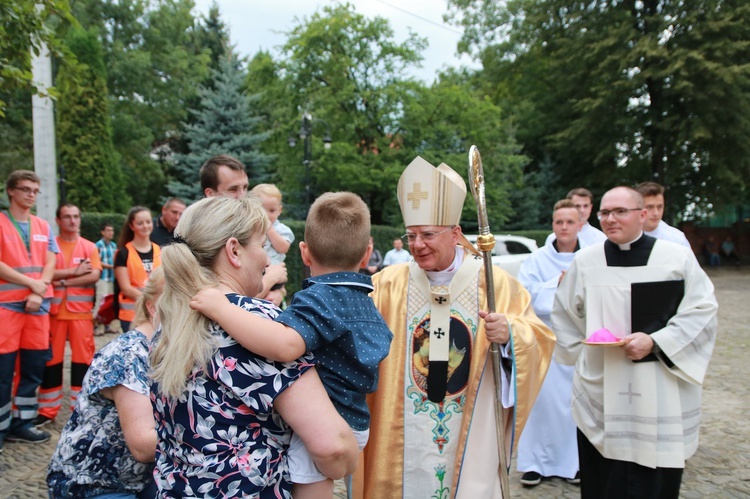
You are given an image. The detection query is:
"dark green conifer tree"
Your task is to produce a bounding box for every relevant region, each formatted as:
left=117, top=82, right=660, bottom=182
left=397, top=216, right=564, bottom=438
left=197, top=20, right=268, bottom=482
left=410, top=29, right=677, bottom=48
left=56, top=27, right=128, bottom=212
left=169, top=53, right=274, bottom=200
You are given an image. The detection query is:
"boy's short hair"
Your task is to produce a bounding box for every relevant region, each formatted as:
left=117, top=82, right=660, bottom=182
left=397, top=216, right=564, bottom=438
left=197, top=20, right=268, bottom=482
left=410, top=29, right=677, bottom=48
left=101, top=222, right=114, bottom=231
left=199, top=155, right=246, bottom=192
left=566, top=188, right=594, bottom=203
left=250, top=183, right=282, bottom=201
left=304, top=192, right=370, bottom=269
left=6, top=170, right=41, bottom=192
left=635, top=181, right=665, bottom=198
left=553, top=198, right=579, bottom=217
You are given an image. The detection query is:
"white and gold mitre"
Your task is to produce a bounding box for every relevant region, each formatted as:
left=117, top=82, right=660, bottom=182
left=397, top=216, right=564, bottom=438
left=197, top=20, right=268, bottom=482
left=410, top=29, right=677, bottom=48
left=397, top=156, right=466, bottom=227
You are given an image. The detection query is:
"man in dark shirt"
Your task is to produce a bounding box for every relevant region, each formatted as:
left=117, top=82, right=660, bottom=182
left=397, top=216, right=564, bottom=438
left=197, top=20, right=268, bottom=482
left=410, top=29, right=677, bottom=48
left=150, top=198, right=185, bottom=247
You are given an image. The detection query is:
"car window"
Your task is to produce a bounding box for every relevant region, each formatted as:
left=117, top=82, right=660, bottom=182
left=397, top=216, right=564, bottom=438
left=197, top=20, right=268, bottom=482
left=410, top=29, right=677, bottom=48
left=492, top=242, right=509, bottom=256
left=505, top=241, right=533, bottom=255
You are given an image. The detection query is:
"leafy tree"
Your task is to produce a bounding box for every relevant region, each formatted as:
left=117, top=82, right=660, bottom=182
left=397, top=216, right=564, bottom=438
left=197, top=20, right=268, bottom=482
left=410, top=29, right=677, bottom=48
left=267, top=3, right=427, bottom=222
left=0, top=0, right=73, bottom=116
left=56, top=27, right=128, bottom=212
left=504, top=157, right=566, bottom=230
left=70, top=0, right=211, bottom=208
left=447, top=0, right=750, bottom=220
left=169, top=53, right=274, bottom=201
left=400, top=69, right=526, bottom=230
left=0, top=89, right=34, bottom=185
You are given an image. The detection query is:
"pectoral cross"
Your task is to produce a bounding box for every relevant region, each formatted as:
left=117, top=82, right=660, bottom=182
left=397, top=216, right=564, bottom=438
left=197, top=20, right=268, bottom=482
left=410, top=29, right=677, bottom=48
left=407, top=182, right=428, bottom=209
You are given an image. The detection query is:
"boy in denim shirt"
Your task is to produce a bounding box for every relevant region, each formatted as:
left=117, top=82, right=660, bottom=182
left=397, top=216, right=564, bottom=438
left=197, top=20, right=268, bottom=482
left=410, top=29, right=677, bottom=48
left=191, top=192, right=393, bottom=499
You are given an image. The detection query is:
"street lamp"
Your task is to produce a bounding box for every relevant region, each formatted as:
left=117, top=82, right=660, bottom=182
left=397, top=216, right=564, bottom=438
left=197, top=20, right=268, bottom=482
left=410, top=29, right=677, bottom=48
left=288, top=112, right=332, bottom=213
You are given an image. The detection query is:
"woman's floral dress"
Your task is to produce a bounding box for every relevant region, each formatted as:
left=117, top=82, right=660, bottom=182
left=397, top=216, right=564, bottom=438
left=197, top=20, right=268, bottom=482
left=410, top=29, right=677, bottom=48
left=47, top=330, right=154, bottom=497
left=150, top=294, right=315, bottom=498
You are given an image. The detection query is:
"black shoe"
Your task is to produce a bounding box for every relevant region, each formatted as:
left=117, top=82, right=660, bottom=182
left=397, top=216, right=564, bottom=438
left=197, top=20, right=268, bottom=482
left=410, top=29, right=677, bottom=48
left=6, top=426, right=50, bottom=444
left=567, top=471, right=581, bottom=484
left=521, top=471, right=542, bottom=486
left=33, top=415, right=54, bottom=428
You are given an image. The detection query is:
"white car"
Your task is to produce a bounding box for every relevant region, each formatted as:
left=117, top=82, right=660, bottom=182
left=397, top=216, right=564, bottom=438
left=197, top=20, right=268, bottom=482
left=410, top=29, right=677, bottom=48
left=464, top=234, right=538, bottom=277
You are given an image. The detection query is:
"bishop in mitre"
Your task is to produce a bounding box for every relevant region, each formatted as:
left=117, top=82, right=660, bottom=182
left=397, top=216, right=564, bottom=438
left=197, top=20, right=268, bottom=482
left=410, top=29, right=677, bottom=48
left=353, top=157, right=555, bottom=498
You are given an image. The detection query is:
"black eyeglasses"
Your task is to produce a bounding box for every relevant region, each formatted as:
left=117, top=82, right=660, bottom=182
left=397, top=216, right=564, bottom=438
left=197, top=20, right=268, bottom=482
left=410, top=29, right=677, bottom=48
left=401, top=227, right=452, bottom=243
left=596, top=208, right=642, bottom=220
left=14, top=186, right=41, bottom=195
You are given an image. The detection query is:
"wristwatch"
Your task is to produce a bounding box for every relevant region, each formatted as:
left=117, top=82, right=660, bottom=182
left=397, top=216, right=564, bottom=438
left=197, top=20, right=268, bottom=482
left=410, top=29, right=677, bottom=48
left=60, top=279, right=67, bottom=287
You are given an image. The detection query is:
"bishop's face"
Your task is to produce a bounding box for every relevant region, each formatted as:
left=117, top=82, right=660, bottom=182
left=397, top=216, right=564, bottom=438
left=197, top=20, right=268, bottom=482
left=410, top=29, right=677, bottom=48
left=406, top=225, right=461, bottom=272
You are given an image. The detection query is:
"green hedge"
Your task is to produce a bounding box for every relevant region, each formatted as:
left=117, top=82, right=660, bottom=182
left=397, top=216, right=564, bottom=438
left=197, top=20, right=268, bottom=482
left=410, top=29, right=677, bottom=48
left=78, top=212, right=548, bottom=296
left=81, top=212, right=128, bottom=244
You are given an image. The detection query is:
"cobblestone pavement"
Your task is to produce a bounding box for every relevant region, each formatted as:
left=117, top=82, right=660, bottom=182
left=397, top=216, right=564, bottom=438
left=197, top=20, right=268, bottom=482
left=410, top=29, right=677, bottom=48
left=2, top=267, right=749, bottom=498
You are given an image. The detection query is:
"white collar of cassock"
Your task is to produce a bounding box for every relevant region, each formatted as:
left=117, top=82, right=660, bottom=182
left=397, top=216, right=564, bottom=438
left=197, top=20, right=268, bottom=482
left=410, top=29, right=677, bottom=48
left=616, top=231, right=645, bottom=250
left=426, top=246, right=465, bottom=286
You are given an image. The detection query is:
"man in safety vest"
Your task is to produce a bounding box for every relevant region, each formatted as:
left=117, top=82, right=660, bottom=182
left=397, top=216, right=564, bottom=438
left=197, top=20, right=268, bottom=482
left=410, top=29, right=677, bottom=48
left=0, top=170, right=58, bottom=452
left=35, top=204, right=101, bottom=427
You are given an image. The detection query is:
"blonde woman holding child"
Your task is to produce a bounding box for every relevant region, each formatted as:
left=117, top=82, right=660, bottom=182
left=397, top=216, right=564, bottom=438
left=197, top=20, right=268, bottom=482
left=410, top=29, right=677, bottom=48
left=191, top=192, right=393, bottom=499
left=150, top=195, right=358, bottom=498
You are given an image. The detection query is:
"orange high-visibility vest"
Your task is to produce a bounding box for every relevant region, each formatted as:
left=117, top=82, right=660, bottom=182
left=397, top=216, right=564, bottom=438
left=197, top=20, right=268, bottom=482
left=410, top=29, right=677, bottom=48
left=0, top=212, right=53, bottom=303
left=118, top=241, right=161, bottom=322
left=49, top=236, right=97, bottom=315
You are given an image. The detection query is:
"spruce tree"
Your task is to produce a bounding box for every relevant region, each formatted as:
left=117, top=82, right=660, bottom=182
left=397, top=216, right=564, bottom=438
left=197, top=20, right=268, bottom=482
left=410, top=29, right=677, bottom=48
left=169, top=53, right=274, bottom=200
left=56, top=27, right=128, bottom=213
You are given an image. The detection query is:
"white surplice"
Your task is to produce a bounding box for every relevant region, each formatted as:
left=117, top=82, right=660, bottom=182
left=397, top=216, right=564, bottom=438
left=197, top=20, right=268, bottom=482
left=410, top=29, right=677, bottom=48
left=645, top=220, right=691, bottom=248
left=516, top=239, right=579, bottom=478
left=551, top=239, right=718, bottom=469
left=545, top=222, right=606, bottom=248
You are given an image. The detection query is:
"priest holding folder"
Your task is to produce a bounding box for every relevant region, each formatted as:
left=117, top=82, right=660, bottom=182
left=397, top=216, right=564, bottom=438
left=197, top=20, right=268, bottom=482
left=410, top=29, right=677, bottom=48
left=551, top=186, right=718, bottom=499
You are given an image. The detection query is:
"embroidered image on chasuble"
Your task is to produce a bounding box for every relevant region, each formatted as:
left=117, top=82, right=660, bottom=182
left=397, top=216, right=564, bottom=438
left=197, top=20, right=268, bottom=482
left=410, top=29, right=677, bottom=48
left=403, top=259, right=480, bottom=490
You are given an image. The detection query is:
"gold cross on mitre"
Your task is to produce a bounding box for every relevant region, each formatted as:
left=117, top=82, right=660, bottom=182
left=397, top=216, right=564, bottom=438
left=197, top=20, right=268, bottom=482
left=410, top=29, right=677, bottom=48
left=397, top=156, right=466, bottom=228
left=407, top=182, right=428, bottom=209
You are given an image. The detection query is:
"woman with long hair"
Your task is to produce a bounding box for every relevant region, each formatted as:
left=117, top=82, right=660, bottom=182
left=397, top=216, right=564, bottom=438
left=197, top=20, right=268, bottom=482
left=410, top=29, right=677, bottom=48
left=114, top=206, right=161, bottom=332
left=48, top=267, right=164, bottom=498
left=149, top=196, right=357, bottom=498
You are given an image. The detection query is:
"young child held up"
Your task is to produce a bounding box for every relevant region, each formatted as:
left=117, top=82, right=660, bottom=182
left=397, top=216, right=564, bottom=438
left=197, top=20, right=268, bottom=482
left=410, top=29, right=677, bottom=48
left=250, top=183, right=294, bottom=307
left=190, top=191, right=393, bottom=499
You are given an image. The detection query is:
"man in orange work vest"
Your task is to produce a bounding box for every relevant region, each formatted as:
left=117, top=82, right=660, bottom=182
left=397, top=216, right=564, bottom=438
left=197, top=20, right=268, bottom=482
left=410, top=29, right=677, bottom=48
left=0, top=170, right=58, bottom=452
left=35, top=204, right=101, bottom=427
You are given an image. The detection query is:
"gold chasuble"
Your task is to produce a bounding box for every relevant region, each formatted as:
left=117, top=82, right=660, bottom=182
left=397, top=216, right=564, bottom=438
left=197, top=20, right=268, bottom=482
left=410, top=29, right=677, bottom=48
left=355, top=252, right=555, bottom=499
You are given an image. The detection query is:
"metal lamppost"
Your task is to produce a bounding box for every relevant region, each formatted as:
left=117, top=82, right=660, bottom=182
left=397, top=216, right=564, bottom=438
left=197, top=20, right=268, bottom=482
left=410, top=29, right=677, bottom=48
left=288, top=112, right=332, bottom=214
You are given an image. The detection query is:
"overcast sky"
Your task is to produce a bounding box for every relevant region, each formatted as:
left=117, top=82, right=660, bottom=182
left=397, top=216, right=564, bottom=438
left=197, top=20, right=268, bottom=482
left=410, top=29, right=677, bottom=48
left=191, top=0, right=478, bottom=82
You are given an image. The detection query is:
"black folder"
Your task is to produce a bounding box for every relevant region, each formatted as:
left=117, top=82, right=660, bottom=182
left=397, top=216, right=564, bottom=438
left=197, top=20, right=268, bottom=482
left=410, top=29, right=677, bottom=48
left=631, top=280, right=684, bottom=362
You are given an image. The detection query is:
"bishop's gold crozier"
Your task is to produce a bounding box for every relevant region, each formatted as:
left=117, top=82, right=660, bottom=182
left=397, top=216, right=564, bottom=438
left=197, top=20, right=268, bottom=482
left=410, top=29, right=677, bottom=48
left=468, top=145, right=511, bottom=499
